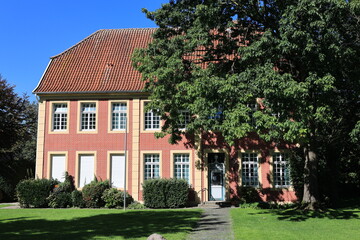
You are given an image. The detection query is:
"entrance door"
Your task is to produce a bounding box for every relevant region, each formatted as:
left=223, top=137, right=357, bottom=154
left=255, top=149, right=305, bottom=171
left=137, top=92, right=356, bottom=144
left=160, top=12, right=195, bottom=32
left=208, top=153, right=225, bottom=201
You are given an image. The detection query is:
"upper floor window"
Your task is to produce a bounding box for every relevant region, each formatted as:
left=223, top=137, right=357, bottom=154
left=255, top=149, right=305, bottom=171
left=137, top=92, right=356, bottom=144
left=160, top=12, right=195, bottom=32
left=53, top=103, right=68, bottom=131
left=273, top=153, right=291, bottom=187
left=174, top=153, right=190, bottom=183
left=144, top=103, right=160, bottom=130
left=112, top=103, right=127, bottom=130
left=81, top=103, right=96, bottom=131
left=144, top=154, right=160, bottom=180
left=178, top=110, right=191, bottom=129
left=241, top=153, right=259, bottom=187
left=247, top=102, right=257, bottom=126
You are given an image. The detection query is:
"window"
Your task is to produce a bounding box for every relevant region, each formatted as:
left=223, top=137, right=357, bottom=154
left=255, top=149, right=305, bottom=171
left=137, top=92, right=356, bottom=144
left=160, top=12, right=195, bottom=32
left=111, top=103, right=127, bottom=130
left=53, top=103, right=68, bottom=131
left=79, top=154, right=94, bottom=188
left=174, top=154, right=190, bottom=183
left=144, top=154, right=160, bottom=180
left=110, top=154, right=125, bottom=188
left=273, top=153, right=290, bottom=187
left=241, top=153, right=259, bottom=187
left=144, top=103, right=160, bottom=130
left=246, top=102, right=257, bottom=126
left=50, top=155, right=66, bottom=182
left=179, top=110, right=191, bottom=129
left=81, top=103, right=96, bottom=131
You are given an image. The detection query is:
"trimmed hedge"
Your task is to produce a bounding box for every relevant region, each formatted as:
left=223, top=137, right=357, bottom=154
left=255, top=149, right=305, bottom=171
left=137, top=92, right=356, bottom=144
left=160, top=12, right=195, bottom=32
left=102, top=188, right=134, bottom=208
left=142, top=178, right=189, bottom=208
left=82, top=179, right=111, bottom=208
left=16, top=178, right=58, bottom=208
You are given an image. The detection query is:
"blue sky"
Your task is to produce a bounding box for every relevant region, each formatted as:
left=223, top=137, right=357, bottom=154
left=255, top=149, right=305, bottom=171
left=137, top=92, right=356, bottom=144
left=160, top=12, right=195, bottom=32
left=0, top=0, right=167, bottom=101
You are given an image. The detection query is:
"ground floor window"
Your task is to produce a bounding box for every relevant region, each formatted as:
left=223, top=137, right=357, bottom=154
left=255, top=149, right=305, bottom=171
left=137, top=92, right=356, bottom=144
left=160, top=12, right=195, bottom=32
left=174, top=153, right=190, bottom=183
left=79, top=154, right=94, bottom=187
left=241, top=153, right=259, bottom=187
left=273, top=153, right=290, bottom=187
left=110, top=154, right=125, bottom=188
left=50, top=154, right=66, bottom=182
left=144, top=154, right=160, bottom=180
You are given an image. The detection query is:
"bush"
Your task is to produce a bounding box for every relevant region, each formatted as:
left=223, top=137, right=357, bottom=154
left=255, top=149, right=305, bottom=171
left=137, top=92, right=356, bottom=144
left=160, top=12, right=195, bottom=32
left=142, top=178, right=189, bottom=208
left=47, top=192, right=72, bottom=208
left=16, top=178, right=58, bottom=208
left=237, top=186, right=261, bottom=203
left=47, top=172, right=75, bottom=208
left=127, top=201, right=146, bottom=209
left=102, top=188, right=134, bottom=208
left=71, top=190, right=85, bottom=208
left=82, top=179, right=111, bottom=208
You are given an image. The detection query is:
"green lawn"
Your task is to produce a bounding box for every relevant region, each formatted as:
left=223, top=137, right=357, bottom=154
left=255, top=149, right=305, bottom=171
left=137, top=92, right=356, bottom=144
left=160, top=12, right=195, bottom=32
left=231, top=207, right=360, bottom=240
left=0, top=208, right=202, bottom=240
left=0, top=204, right=12, bottom=208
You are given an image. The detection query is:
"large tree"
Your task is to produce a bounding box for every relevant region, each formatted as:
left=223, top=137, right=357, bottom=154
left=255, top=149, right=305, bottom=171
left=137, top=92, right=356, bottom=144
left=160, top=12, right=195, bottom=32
left=133, top=0, right=360, bottom=209
left=0, top=75, right=37, bottom=201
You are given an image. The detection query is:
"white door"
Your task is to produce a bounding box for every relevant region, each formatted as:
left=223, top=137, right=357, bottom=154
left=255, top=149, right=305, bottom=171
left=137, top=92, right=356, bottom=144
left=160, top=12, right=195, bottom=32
left=110, top=154, right=125, bottom=188
left=79, top=155, right=94, bottom=188
left=51, top=155, right=65, bottom=182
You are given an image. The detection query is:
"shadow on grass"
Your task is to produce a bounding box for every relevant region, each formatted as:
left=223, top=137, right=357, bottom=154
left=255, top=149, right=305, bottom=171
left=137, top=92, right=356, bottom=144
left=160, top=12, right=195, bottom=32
left=0, top=210, right=201, bottom=240
left=251, top=208, right=360, bottom=222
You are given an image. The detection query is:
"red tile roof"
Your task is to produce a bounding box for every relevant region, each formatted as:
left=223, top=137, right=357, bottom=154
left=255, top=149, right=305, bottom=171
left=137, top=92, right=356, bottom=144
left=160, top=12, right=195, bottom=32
left=34, top=28, right=156, bottom=94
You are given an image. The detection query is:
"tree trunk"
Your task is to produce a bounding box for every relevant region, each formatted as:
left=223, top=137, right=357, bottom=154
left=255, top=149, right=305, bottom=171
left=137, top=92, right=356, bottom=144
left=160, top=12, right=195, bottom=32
left=302, top=145, right=320, bottom=209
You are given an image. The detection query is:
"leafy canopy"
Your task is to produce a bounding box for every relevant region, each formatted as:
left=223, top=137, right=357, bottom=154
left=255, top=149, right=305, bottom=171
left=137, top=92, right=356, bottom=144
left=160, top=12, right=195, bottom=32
left=133, top=0, right=360, bottom=146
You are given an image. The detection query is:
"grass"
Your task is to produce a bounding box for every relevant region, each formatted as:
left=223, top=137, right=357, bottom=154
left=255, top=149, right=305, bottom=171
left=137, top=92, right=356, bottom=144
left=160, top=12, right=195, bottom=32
left=0, top=208, right=202, bottom=240
left=231, top=207, right=360, bottom=240
left=0, top=204, right=12, bottom=208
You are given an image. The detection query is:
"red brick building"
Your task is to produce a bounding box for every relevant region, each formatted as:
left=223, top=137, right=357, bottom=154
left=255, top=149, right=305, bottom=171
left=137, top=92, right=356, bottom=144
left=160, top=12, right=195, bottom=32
left=33, top=29, right=296, bottom=203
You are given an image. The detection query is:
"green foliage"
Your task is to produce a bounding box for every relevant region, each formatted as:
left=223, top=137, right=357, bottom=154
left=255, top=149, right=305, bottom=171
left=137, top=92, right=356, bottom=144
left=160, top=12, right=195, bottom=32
left=101, top=188, right=134, bottom=208
left=127, top=201, right=146, bottom=209
left=82, top=179, right=111, bottom=208
left=0, top=176, right=14, bottom=202
left=71, top=190, right=85, bottom=208
left=16, top=178, right=58, bottom=208
left=47, top=172, right=75, bottom=208
left=236, top=186, right=262, bottom=204
left=142, top=178, right=189, bottom=208
left=133, top=0, right=360, bottom=206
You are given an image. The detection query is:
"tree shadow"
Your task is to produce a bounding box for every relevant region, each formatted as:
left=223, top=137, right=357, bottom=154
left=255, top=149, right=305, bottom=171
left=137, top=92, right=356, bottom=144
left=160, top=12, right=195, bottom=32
left=0, top=210, right=201, bottom=240
left=252, top=208, right=360, bottom=222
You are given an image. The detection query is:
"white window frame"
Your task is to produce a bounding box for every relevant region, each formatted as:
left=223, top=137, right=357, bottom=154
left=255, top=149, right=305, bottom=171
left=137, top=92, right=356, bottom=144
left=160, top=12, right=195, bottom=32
left=76, top=152, right=96, bottom=188
left=144, top=154, right=160, bottom=180
left=111, top=102, right=127, bottom=131
left=241, top=152, right=259, bottom=187
left=143, top=102, right=160, bottom=131
left=52, top=103, right=68, bottom=131
left=174, top=153, right=190, bottom=183
left=47, top=152, right=68, bottom=182
left=272, top=153, right=291, bottom=188
left=78, top=101, right=98, bottom=133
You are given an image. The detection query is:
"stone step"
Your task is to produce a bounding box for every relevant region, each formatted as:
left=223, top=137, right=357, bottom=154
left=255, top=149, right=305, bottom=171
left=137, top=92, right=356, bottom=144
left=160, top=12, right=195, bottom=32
left=198, top=201, right=232, bottom=208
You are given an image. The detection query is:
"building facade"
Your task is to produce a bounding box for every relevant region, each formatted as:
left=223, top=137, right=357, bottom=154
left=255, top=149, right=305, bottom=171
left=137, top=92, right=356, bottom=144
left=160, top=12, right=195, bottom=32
left=33, top=29, right=296, bottom=203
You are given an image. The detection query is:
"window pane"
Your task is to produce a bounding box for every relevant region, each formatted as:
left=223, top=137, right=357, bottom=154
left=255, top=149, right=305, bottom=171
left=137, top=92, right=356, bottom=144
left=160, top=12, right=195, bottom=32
left=241, top=153, right=259, bottom=187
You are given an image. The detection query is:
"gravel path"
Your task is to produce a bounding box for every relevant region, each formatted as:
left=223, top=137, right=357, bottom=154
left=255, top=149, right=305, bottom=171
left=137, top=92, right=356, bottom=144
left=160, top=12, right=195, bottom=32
left=0, top=202, right=20, bottom=209
left=187, top=206, right=234, bottom=240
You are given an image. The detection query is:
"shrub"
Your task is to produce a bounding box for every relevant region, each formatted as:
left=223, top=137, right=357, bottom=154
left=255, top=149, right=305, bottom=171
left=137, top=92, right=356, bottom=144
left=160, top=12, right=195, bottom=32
left=237, top=186, right=262, bottom=203
left=82, top=179, right=111, bottom=208
left=47, top=172, right=76, bottom=208
left=102, top=188, right=134, bottom=208
left=47, top=192, right=72, bottom=208
left=142, top=178, right=189, bottom=208
left=71, top=190, right=85, bottom=208
left=127, top=201, right=146, bottom=209
left=16, top=178, right=58, bottom=208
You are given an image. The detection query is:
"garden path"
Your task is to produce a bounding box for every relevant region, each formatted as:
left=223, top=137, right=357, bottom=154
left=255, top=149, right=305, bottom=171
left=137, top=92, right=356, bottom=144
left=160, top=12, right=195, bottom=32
left=187, top=206, right=234, bottom=240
